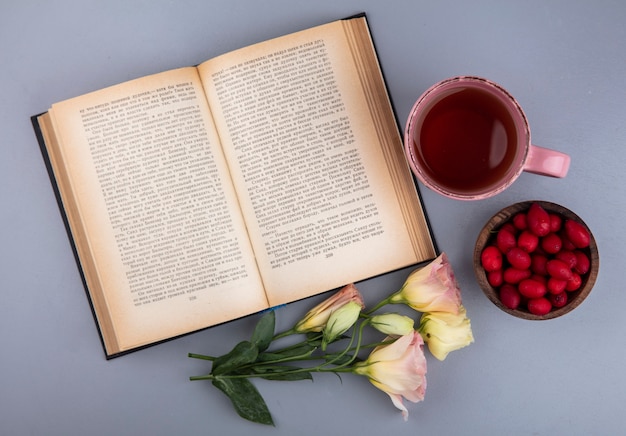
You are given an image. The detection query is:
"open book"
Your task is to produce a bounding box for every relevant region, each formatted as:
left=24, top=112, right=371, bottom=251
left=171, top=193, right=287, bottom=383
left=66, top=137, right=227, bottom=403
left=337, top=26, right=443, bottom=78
left=32, top=14, right=437, bottom=358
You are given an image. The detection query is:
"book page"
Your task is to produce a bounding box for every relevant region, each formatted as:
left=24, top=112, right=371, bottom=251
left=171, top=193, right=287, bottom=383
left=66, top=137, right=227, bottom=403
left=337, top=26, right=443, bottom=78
left=45, top=67, right=268, bottom=354
left=198, top=17, right=435, bottom=306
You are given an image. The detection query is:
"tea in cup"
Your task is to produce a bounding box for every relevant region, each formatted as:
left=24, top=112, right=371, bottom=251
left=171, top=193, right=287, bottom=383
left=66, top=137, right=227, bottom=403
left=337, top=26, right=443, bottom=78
left=404, top=76, right=570, bottom=200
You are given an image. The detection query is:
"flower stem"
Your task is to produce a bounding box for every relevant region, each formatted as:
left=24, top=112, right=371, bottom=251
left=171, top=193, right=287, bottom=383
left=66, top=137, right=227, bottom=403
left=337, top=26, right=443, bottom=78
left=319, top=320, right=368, bottom=370
left=272, top=328, right=299, bottom=341
left=364, top=294, right=396, bottom=315
left=188, top=353, right=216, bottom=361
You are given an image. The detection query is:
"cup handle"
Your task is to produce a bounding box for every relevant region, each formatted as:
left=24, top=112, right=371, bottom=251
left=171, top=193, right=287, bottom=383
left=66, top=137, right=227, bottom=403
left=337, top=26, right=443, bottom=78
left=523, top=145, right=570, bottom=178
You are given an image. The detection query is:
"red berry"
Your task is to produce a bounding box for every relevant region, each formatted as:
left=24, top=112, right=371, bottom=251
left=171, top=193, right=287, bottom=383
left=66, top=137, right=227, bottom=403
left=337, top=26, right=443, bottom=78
left=555, top=250, right=577, bottom=270
left=518, top=230, right=539, bottom=253
left=566, top=273, right=582, bottom=291
left=564, top=219, right=590, bottom=249
left=549, top=292, right=568, bottom=308
left=506, top=247, right=531, bottom=270
left=497, top=228, right=517, bottom=253
left=500, top=223, right=517, bottom=235
left=512, top=213, right=528, bottom=230
left=503, top=267, right=532, bottom=284
left=487, top=269, right=504, bottom=287
left=528, top=297, right=552, bottom=315
left=546, top=259, right=573, bottom=281
left=527, top=203, right=551, bottom=237
left=481, top=246, right=503, bottom=272
left=547, top=277, right=568, bottom=295
left=499, top=284, right=522, bottom=309
left=573, top=251, right=590, bottom=275
left=549, top=213, right=563, bottom=232
left=518, top=279, right=547, bottom=298
left=541, top=233, right=562, bottom=254
left=531, top=254, right=549, bottom=275
left=560, top=230, right=576, bottom=251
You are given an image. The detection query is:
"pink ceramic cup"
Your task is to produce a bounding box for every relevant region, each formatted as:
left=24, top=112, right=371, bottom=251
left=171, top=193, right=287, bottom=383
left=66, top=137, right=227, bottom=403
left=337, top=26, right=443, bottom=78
left=404, top=76, right=570, bottom=201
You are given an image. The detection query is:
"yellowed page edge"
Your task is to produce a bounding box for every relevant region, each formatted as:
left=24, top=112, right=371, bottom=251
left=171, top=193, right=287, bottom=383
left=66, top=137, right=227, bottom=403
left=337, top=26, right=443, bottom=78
left=342, top=18, right=436, bottom=261
left=38, top=112, right=122, bottom=355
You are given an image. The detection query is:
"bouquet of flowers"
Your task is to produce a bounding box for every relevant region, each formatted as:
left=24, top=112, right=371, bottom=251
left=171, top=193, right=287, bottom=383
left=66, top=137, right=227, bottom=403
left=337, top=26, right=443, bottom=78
left=189, top=253, right=473, bottom=426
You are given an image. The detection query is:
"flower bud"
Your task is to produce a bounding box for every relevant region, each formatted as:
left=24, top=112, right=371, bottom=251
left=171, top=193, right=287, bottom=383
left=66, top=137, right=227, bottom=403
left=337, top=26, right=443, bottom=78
left=370, top=313, right=414, bottom=336
left=322, top=301, right=362, bottom=349
left=294, top=284, right=364, bottom=333
left=418, top=306, right=474, bottom=361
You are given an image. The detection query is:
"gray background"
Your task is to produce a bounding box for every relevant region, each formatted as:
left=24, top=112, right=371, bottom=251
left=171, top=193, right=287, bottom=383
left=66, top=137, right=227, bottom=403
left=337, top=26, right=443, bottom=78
left=2, top=1, right=625, bottom=435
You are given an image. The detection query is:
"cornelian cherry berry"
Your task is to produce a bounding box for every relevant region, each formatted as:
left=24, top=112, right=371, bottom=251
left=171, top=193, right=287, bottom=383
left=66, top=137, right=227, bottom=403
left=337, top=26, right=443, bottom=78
left=555, top=250, right=577, bottom=269
left=548, top=213, right=562, bottom=233
left=566, top=273, right=582, bottom=291
left=518, top=279, right=547, bottom=299
left=499, top=284, right=521, bottom=310
left=541, top=233, right=562, bottom=254
left=527, top=203, right=551, bottom=237
left=512, top=213, right=527, bottom=230
left=573, top=251, right=590, bottom=275
left=549, top=292, right=568, bottom=308
left=564, top=219, right=590, bottom=248
left=527, top=297, right=552, bottom=315
left=481, top=246, right=502, bottom=272
left=497, top=228, right=517, bottom=253
left=547, top=277, right=567, bottom=295
left=503, top=267, right=531, bottom=284
left=546, top=259, right=573, bottom=280
left=518, top=231, right=539, bottom=253
left=530, top=254, right=548, bottom=275
left=506, top=247, right=531, bottom=270
left=487, top=269, right=503, bottom=287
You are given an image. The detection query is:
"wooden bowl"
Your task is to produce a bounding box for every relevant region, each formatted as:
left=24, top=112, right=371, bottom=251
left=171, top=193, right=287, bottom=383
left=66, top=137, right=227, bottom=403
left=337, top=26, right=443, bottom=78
left=474, top=201, right=599, bottom=320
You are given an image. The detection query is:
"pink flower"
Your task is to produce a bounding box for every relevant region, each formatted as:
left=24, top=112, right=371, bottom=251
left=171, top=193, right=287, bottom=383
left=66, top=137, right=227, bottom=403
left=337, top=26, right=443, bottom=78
left=418, top=305, right=474, bottom=361
left=390, top=253, right=462, bottom=314
left=353, top=331, right=427, bottom=421
left=293, top=284, right=364, bottom=333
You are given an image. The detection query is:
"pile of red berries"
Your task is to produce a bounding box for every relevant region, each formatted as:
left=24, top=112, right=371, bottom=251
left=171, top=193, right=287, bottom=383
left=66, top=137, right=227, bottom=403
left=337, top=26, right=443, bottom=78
left=480, top=202, right=591, bottom=316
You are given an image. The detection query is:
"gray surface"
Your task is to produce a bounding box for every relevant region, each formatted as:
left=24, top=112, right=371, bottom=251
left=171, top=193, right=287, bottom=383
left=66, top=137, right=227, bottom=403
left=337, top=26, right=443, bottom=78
left=2, top=1, right=625, bottom=435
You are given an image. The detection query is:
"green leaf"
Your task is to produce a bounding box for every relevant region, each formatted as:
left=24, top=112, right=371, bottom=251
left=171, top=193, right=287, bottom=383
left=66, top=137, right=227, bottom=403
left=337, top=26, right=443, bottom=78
left=255, top=352, right=285, bottom=362
left=256, top=343, right=316, bottom=362
left=212, top=377, right=274, bottom=426
left=251, top=311, right=275, bottom=352
left=211, top=341, right=259, bottom=375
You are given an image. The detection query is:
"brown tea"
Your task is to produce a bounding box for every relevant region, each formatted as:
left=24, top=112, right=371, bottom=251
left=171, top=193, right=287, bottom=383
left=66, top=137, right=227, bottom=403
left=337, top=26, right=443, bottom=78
left=414, top=87, right=518, bottom=194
